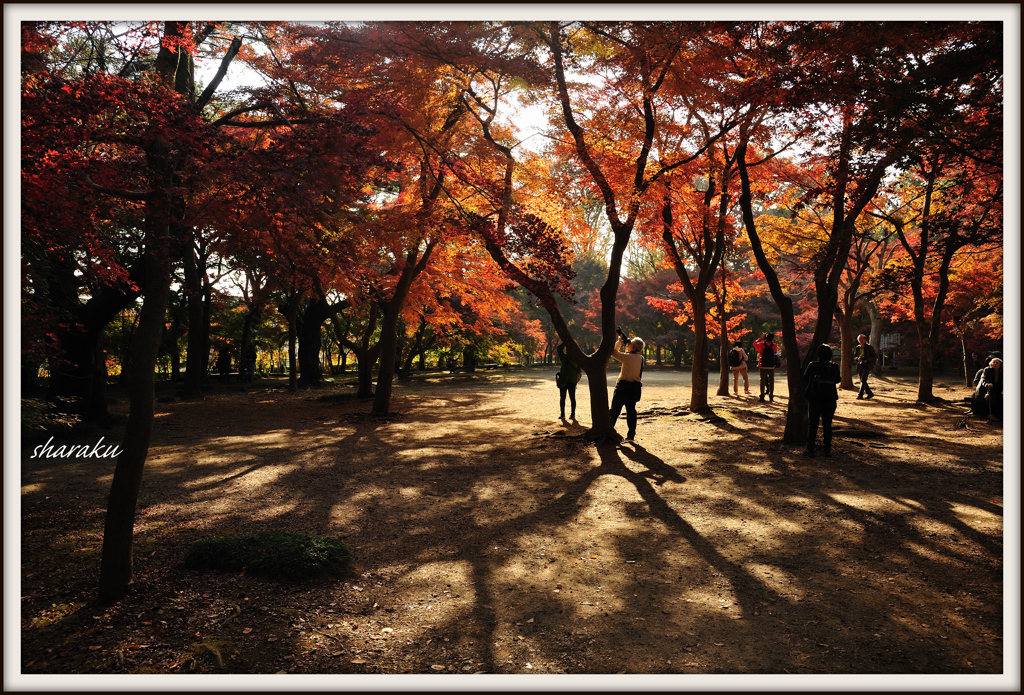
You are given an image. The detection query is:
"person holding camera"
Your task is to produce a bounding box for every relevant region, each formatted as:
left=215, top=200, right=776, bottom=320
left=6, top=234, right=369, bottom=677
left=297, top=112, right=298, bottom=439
left=610, top=327, right=645, bottom=443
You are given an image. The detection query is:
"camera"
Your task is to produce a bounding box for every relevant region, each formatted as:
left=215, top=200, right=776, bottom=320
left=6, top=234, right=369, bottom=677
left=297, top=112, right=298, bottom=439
left=616, top=325, right=627, bottom=342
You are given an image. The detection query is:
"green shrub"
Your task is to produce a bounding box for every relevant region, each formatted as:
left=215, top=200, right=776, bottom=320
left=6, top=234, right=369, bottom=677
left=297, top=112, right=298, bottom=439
left=183, top=531, right=351, bottom=581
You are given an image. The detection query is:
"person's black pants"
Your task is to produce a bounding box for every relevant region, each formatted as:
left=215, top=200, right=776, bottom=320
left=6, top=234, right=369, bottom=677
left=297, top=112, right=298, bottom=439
left=610, top=382, right=640, bottom=438
left=807, top=399, right=837, bottom=451
left=857, top=365, right=874, bottom=398
left=559, top=385, right=577, bottom=418
left=759, top=368, right=775, bottom=398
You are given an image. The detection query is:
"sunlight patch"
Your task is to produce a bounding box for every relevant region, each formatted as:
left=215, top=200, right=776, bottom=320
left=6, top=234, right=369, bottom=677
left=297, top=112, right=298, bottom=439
left=182, top=463, right=293, bottom=488
left=745, top=562, right=799, bottom=597
left=826, top=492, right=914, bottom=513
left=948, top=502, right=1003, bottom=531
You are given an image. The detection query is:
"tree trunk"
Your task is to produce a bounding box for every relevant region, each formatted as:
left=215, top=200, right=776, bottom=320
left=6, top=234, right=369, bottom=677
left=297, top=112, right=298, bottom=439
left=371, top=308, right=402, bottom=415
left=737, top=134, right=806, bottom=444
left=867, top=300, right=886, bottom=376
left=97, top=142, right=173, bottom=603
left=200, top=278, right=213, bottom=381
left=916, top=333, right=936, bottom=401
left=716, top=311, right=731, bottom=397
left=297, top=297, right=330, bottom=387
left=835, top=305, right=856, bottom=390
left=46, top=324, right=112, bottom=424
left=239, top=305, right=259, bottom=379
left=356, top=348, right=376, bottom=398
left=181, top=240, right=204, bottom=398
left=284, top=294, right=300, bottom=392
left=689, top=298, right=711, bottom=411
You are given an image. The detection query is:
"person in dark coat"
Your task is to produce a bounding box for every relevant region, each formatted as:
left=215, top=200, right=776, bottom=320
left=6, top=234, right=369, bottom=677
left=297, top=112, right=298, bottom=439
left=556, top=343, right=581, bottom=421
left=981, top=357, right=1003, bottom=422
left=216, top=347, right=231, bottom=383
left=803, top=343, right=842, bottom=457
left=854, top=334, right=877, bottom=399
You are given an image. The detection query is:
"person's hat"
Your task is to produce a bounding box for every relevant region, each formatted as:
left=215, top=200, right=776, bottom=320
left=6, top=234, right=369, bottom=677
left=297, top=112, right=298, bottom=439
left=988, top=351, right=1001, bottom=358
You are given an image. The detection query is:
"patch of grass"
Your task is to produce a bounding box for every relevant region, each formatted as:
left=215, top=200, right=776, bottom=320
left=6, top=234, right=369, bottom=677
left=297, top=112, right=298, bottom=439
left=183, top=531, right=352, bottom=581
left=316, top=390, right=358, bottom=402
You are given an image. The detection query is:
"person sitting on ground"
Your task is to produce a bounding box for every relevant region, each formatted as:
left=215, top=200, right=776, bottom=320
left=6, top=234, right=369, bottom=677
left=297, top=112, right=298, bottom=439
left=981, top=357, right=1003, bottom=422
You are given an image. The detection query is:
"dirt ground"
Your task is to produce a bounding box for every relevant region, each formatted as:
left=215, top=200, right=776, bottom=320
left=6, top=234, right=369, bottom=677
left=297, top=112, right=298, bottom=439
left=19, top=365, right=1006, bottom=681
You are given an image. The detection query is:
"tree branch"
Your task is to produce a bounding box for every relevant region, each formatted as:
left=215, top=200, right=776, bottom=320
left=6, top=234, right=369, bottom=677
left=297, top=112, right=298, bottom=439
left=196, top=35, right=243, bottom=111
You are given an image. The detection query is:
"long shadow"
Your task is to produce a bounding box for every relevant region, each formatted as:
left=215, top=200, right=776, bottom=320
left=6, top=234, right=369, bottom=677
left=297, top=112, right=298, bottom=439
left=19, top=373, right=1004, bottom=674
left=591, top=443, right=785, bottom=617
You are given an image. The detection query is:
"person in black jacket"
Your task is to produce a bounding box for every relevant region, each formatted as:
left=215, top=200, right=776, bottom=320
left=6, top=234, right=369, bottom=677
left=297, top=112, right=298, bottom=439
left=981, top=357, right=1003, bottom=422
left=803, top=343, right=841, bottom=457
left=854, top=334, right=877, bottom=399
left=556, top=343, right=581, bottom=421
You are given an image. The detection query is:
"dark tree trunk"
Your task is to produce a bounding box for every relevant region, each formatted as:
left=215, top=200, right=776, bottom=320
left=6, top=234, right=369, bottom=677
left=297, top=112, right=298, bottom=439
left=835, top=304, right=857, bottom=390
left=689, top=297, right=711, bottom=411
left=297, top=297, right=330, bottom=387
left=716, top=313, right=731, bottom=397
left=737, top=134, right=806, bottom=444
left=371, top=308, right=402, bottom=414
left=46, top=324, right=113, bottom=424
left=97, top=138, right=174, bottom=603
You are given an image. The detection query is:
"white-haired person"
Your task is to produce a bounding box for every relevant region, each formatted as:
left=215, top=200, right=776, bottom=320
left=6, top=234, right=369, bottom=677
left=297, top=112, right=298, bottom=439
left=610, top=332, right=645, bottom=443
left=854, top=334, right=878, bottom=400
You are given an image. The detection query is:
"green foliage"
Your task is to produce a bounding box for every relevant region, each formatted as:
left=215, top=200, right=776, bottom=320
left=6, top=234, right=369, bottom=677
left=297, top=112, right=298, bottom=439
left=183, top=531, right=351, bottom=581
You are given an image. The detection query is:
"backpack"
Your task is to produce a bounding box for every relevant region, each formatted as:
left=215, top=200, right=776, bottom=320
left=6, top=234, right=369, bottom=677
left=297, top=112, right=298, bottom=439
left=805, top=364, right=839, bottom=401
left=728, top=348, right=742, bottom=368
left=762, top=343, right=775, bottom=366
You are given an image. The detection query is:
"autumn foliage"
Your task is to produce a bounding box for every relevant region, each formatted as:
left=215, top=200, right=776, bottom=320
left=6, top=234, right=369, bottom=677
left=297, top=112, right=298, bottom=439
left=22, top=19, right=1003, bottom=424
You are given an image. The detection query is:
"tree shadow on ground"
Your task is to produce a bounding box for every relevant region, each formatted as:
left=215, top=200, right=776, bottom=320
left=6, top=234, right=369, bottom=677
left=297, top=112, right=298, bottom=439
left=19, top=372, right=1003, bottom=675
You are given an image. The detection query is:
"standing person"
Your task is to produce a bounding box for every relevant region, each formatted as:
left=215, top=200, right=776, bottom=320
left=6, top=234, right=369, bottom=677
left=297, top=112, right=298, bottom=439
left=556, top=342, right=581, bottom=421
left=244, top=344, right=258, bottom=383
left=754, top=332, right=780, bottom=402
left=854, top=334, right=877, bottom=399
left=216, top=346, right=231, bottom=384
left=728, top=340, right=750, bottom=396
left=609, top=331, right=645, bottom=443
left=803, top=343, right=841, bottom=457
